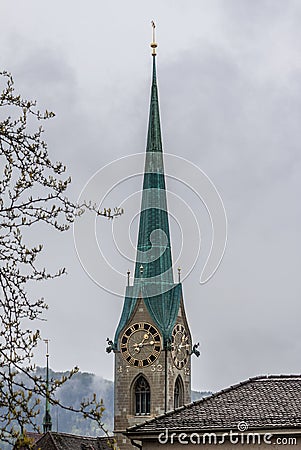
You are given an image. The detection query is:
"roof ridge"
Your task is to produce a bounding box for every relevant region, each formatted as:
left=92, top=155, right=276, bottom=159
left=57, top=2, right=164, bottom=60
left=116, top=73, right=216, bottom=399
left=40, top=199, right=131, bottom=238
left=48, top=431, right=59, bottom=450
left=250, top=374, right=301, bottom=380
left=49, top=431, right=101, bottom=440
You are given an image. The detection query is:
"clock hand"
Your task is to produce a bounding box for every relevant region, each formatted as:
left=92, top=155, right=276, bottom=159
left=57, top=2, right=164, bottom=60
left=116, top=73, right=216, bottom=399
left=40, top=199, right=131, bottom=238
left=133, top=333, right=149, bottom=347
left=133, top=333, right=150, bottom=353
left=139, top=340, right=155, bottom=347
left=178, top=343, right=190, bottom=350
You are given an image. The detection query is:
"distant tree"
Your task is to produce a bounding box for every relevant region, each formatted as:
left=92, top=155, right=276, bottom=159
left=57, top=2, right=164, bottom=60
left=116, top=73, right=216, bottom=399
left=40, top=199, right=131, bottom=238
left=0, top=71, right=120, bottom=447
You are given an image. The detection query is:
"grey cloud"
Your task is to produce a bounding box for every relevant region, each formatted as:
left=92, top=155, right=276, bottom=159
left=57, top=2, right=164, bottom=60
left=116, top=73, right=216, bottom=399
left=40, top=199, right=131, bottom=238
left=0, top=0, right=300, bottom=392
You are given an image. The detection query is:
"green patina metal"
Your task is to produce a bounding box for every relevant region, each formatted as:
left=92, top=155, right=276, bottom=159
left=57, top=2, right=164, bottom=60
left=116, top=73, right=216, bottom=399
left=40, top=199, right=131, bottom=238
left=43, top=344, right=52, bottom=433
left=114, top=282, right=182, bottom=348
left=114, top=54, right=181, bottom=348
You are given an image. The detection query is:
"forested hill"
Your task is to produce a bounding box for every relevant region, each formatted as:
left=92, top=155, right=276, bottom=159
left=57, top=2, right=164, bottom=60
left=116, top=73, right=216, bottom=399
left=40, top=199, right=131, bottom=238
left=33, top=367, right=115, bottom=436
left=2, top=368, right=211, bottom=448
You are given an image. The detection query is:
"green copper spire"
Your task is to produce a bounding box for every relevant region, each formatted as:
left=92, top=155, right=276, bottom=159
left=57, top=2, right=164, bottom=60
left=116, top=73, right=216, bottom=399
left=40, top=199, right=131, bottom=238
left=114, top=28, right=182, bottom=348
left=134, top=38, right=173, bottom=285
left=43, top=340, right=52, bottom=433
left=145, top=50, right=162, bottom=152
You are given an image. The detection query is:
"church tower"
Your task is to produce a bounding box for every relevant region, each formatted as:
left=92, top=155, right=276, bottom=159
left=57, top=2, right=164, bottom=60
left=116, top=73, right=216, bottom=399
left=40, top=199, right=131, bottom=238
left=110, top=26, right=195, bottom=450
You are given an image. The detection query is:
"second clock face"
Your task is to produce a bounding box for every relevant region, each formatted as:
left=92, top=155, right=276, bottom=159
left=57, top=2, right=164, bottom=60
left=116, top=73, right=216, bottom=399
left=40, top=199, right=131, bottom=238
left=171, top=323, right=190, bottom=369
left=120, top=322, right=162, bottom=367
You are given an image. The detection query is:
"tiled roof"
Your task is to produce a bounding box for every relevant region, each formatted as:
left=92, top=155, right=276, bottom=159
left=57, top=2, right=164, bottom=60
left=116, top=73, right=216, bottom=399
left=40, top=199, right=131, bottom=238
left=33, top=431, right=114, bottom=450
left=127, top=375, right=301, bottom=434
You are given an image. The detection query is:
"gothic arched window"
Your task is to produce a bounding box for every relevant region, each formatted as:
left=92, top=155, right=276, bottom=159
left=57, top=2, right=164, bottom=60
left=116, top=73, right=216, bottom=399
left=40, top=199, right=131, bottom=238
left=134, top=375, right=150, bottom=415
left=174, top=375, right=184, bottom=409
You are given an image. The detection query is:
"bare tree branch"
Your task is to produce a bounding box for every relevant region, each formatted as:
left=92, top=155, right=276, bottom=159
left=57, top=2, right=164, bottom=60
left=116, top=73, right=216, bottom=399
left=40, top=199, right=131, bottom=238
left=0, top=71, right=120, bottom=448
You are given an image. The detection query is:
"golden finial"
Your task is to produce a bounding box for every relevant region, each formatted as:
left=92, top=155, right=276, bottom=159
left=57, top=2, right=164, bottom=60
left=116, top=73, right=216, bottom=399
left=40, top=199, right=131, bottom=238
left=151, top=20, right=157, bottom=56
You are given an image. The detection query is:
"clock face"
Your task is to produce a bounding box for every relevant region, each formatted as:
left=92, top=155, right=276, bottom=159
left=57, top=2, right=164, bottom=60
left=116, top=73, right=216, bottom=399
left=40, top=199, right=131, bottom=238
left=120, top=322, right=162, bottom=367
left=171, top=323, right=190, bottom=369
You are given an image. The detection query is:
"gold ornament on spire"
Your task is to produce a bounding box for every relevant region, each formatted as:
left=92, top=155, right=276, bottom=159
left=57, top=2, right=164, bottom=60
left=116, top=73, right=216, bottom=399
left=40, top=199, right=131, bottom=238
left=151, top=20, right=157, bottom=56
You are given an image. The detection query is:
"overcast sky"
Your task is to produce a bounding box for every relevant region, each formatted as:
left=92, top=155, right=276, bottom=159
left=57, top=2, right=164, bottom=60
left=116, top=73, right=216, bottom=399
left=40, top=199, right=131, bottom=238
left=1, top=0, right=300, bottom=393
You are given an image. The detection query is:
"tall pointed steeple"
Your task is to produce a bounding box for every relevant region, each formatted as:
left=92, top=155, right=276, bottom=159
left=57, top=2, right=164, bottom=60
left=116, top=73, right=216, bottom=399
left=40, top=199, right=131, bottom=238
left=134, top=26, right=173, bottom=287
left=113, top=30, right=192, bottom=449
left=114, top=23, right=181, bottom=348
left=43, top=340, right=52, bottom=433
